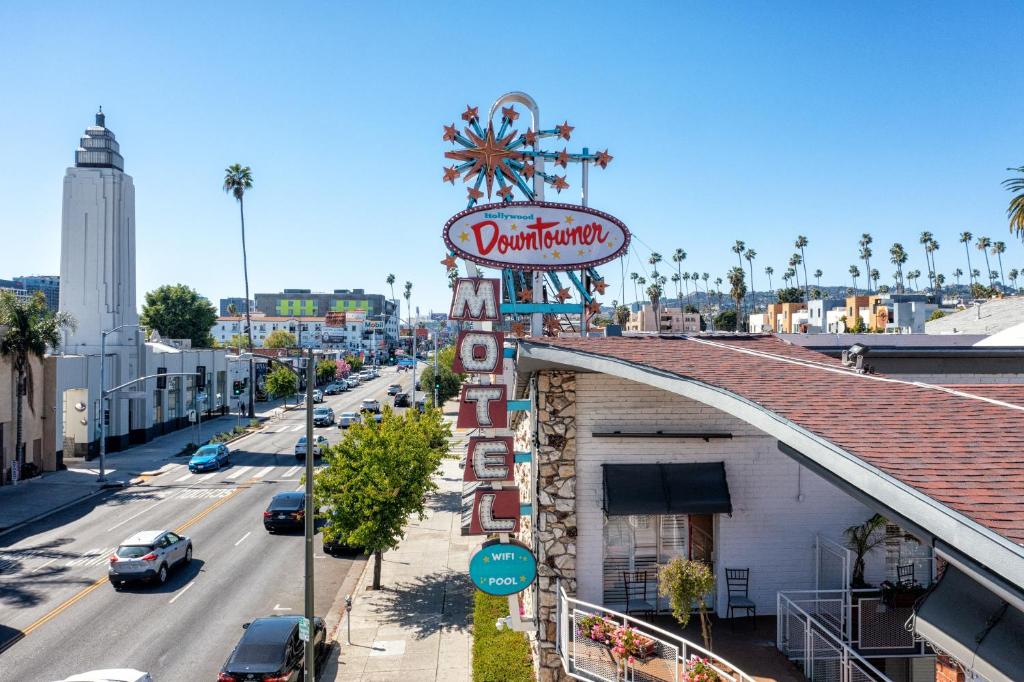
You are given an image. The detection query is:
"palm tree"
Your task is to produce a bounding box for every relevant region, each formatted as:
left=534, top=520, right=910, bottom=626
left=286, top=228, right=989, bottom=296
left=795, top=235, right=810, bottom=301
left=953, top=268, right=963, bottom=291
left=630, top=272, right=639, bottom=306
left=223, top=163, right=255, bottom=418
left=814, top=269, right=823, bottom=291
left=976, top=236, right=994, bottom=285
left=764, top=266, right=774, bottom=293
left=992, top=241, right=1007, bottom=287
left=788, top=254, right=802, bottom=291
left=889, top=243, right=908, bottom=292
left=672, top=248, right=686, bottom=297
left=907, top=269, right=921, bottom=291
left=681, top=272, right=691, bottom=300
left=1002, top=166, right=1024, bottom=239
left=919, top=231, right=935, bottom=290
left=870, top=268, right=880, bottom=291
left=226, top=303, right=238, bottom=316
left=386, top=273, right=397, bottom=333
left=647, top=275, right=666, bottom=332
left=702, top=273, right=710, bottom=295
left=743, top=249, right=757, bottom=310
left=670, top=272, right=681, bottom=304
left=0, top=292, right=74, bottom=483
left=935, top=273, right=946, bottom=294
left=926, top=238, right=940, bottom=290
left=1009, top=268, right=1019, bottom=291
left=849, top=265, right=860, bottom=291
left=784, top=268, right=796, bottom=287
left=859, top=233, right=874, bottom=293
left=960, top=231, right=975, bottom=285
left=727, top=267, right=747, bottom=328
left=972, top=268, right=982, bottom=285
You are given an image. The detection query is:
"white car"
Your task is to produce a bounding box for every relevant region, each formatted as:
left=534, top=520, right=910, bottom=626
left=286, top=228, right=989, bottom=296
left=56, top=670, right=152, bottom=682
left=338, top=412, right=362, bottom=428
left=360, top=399, right=380, bottom=413
left=108, top=530, right=192, bottom=587
left=346, top=376, right=360, bottom=388
left=295, top=435, right=329, bottom=458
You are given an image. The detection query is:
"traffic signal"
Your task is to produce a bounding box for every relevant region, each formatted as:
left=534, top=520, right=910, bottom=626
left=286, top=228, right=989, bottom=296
left=232, top=380, right=242, bottom=396
left=196, top=365, right=206, bottom=389
left=156, top=367, right=167, bottom=390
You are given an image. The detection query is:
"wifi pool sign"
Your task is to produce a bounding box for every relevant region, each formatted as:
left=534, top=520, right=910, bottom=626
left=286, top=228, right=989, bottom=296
left=469, top=540, right=538, bottom=596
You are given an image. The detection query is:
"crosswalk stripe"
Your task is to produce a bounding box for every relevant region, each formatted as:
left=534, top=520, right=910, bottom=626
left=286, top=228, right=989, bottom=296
left=283, top=466, right=301, bottom=478
left=198, top=472, right=218, bottom=482
left=252, top=467, right=273, bottom=479
left=291, top=424, right=304, bottom=432
left=226, top=466, right=252, bottom=480
left=176, top=472, right=194, bottom=482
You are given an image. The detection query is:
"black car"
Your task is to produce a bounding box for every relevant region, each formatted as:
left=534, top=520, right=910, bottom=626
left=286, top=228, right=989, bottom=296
left=263, top=492, right=306, bottom=533
left=393, top=392, right=411, bottom=407
left=219, top=615, right=326, bottom=682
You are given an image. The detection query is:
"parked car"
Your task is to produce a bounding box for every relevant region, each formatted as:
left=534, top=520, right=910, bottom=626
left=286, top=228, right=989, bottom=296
left=312, top=406, right=335, bottom=426
left=188, top=443, right=230, bottom=473
left=294, top=435, right=329, bottom=459
left=108, top=530, right=192, bottom=588
left=358, top=370, right=373, bottom=381
left=393, top=392, right=411, bottom=408
left=387, top=383, right=402, bottom=395
left=312, top=389, right=324, bottom=403
left=57, top=670, right=152, bottom=682
left=338, top=412, right=361, bottom=429
left=360, top=399, right=380, bottom=414
left=345, top=376, right=360, bottom=388
left=218, top=615, right=326, bottom=682
left=323, top=382, right=347, bottom=395
left=322, top=532, right=361, bottom=556
left=263, top=492, right=306, bottom=532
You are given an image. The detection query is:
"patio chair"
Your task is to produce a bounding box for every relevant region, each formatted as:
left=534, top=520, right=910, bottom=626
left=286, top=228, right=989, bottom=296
left=896, top=562, right=917, bottom=587
left=725, top=568, right=756, bottom=629
left=623, top=570, right=656, bottom=617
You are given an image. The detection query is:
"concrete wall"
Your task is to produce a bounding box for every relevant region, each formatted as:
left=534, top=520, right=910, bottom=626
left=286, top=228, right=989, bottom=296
left=0, top=353, right=55, bottom=480
left=572, top=373, right=884, bottom=615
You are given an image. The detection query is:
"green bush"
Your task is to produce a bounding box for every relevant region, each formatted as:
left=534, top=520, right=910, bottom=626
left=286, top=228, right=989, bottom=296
left=472, top=592, right=534, bottom=681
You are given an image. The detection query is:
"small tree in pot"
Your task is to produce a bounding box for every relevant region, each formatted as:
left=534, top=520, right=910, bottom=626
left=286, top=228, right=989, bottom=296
left=844, top=514, right=887, bottom=588
left=658, top=557, right=715, bottom=650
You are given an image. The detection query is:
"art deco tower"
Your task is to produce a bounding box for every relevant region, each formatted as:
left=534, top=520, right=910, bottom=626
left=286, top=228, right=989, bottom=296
left=59, top=108, right=138, bottom=351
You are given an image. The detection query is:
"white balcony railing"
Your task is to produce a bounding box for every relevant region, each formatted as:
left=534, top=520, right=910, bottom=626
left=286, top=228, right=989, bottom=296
left=557, top=583, right=755, bottom=682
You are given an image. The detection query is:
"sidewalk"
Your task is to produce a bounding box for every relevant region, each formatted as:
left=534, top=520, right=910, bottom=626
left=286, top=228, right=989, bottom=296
left=322, top=426, right=480, bottom=682
left=0, top=398, right=292, bottom=536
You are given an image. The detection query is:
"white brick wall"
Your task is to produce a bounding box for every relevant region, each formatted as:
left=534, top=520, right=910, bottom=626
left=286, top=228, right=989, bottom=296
left=574, top=374, right=884, bottom=616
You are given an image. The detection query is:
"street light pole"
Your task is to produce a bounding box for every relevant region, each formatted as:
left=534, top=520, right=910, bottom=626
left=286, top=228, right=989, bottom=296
left=412, top=306, right=418, bottom=402
left=304, top=346, right=316, bottom=681
left=98, top=323, right=139, bottom=483
left=433, top=326, right=439, bottom=407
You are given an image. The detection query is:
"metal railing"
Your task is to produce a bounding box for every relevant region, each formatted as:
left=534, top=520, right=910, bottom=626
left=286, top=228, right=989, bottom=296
left=777, top=592, right=891, bottom=682
left=557, top=583, right=755, bottom=682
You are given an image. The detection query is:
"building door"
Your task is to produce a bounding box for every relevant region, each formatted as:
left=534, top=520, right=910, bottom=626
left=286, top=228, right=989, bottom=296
left=603, top=514, right=692, bottom=611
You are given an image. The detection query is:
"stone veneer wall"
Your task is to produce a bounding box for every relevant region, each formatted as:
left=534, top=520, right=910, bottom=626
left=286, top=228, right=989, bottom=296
left=517, top=370, right=577, bottom=682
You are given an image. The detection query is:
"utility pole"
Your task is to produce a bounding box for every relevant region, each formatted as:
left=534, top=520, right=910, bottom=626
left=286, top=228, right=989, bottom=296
left=98, top=323, right=139, bottom=483
left=433, top=325, right=439, bottom=407
left=304, top=346, right=316, bottom=681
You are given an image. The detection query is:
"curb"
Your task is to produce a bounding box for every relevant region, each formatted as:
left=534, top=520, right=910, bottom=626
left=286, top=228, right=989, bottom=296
left=0, top=485, right=112, bottom=538
left=324, top=552, right=373, bottom=645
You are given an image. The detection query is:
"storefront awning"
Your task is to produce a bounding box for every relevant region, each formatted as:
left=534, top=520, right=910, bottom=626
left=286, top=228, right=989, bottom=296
left=913, top=565, right=1024, bottom=682
left=602, top=462, right=732, bottom=516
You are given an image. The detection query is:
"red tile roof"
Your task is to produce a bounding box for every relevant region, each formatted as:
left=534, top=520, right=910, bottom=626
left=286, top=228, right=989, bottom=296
left=530, top=335, right=1024, bottom=545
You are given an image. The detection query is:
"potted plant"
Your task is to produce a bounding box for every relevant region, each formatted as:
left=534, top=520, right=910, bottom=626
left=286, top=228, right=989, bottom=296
left=658, top=558, right=716, bottom=650
left=880, top=580, right=928, bottom=608
left=844, top=514, right=887, bottom=589
left=684, top=655, right=722, bottom=682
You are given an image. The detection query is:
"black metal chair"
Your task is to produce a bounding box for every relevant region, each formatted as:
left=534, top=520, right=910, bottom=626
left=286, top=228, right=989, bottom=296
left=896, top=562, right=917, bottom=587
left=623, top=570, right=656, bottom=616
left=726, top=568, right=756, bottom=628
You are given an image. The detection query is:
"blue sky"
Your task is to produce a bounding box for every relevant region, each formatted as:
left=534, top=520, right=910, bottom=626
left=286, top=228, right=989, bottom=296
left=2, top=2, right=1023, bottom=313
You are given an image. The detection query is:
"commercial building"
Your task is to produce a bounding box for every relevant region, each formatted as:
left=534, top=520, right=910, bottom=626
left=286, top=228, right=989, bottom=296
left=253, top=288, right=398, bottom=345
left=625, top=304, right=701, bottom=333
left=0, top=275, right=60, bottom=310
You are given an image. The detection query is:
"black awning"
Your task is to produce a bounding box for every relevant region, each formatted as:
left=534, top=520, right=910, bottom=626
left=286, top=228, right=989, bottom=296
left=913, top=565, right=1024, bottom=682
left=603, top=462, right=732, bottom=516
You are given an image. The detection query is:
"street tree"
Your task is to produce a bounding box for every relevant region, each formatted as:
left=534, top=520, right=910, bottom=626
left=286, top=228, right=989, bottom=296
left=672, top=248, right=686, bottom=301
left=315, top=407, right=452, bottom=589
left=264, top=329, right=297, bottom=349
left=0, top=292, right=74, bottom=482
left=264, top=365, right=297, bottom=399
left=226, top=333, right=248, bottom=348
left=743, top=249, right=757, bottom=309
left=776, top=287, right=804, bottom=304
left=316, top=359, right=337, bottom=384
left=140, top=284, right=217, bottom=348
left=888, top=243, right=908, bottom=292
left=419, top=345, right=465, bottom=405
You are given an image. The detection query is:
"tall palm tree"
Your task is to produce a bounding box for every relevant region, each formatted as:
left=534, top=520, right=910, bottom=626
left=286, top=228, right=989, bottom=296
left=959, top=231, right=974, bottom=285
left=919, top=231, right=935, bottom=290
left=691, top=272, right=701, bottom=302
left=764, top=266, right=774, bottom=293
left=992, top=241, right=1007, bottom=287
left=795, top=235, right=810, bottom=301
left=702, top=272, right=710, bottom=294
left=788, top=254, right=802, bottom=291
left=972, top=268, right=981, bottom=285
left=670, top=272, right=681, bottom=304
left=870, top=268, right=880, bottom=291
left=859, top=233, right=874, bottom=293
left=727, top=267, right=747, bottom=329
left=1002, top=166, right=1024, bottom=239
left=386, top=273, right=397, bottom=346
left=935, top=273, right=946, bottom=294
left=889, top=243, right=908, bottom=292
left=849, top=265, right=860, bottom=291
left=223, top=163, right=255, bottom=417
left=630, top=272, right=639, bottom=306
left=1009, top=268, right=1019, bottom=291
left=784, top=268, right=796, bottom=287
left=403, top=281, right=413, bottom=326
left=1, top=292, right=74, bottom=483
left=907, top=269, right=921, bottom=291
left=814, top=269, right=823, bottom=290
left=672, top=248, right=686, bottom=297
left=953, top=268, right=963, bottom=290
left=681, top=272, right=691, bottom=300
left=743, top=249, right=757, bottom=310
left=976, top=236, right=994, bottom=285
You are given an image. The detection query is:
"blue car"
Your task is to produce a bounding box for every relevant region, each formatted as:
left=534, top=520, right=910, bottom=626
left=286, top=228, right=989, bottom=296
left=188, top=443, right=231, bottom=473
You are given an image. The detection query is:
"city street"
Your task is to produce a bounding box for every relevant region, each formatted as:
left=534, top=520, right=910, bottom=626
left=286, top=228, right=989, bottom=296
left=0, top=366, right=415, bottom=681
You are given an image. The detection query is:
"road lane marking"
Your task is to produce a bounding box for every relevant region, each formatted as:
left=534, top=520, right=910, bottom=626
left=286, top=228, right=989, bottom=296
left=291, top=424, right=304, bottom=432
left=175, top=488, right=241, bottom=534
left=175, top=472, right=194, bottom=482
left=273, top=603, right=292, bottom=611
left=283, top=466, right=301, bottom=478
left=107, top=492, right=177, bottom=531
left=234, top=531, right=251, bottom=546
left=31, top=558, right=57, bottom=573
left=168, top=580, right=196, bottom=604
left=226, top=466, right=252, bottom=480
left=295, top=485, right=305, bottom=492
left=198, top=472, right=218, bottom=482
left=253, top=467, right=272, bottom=479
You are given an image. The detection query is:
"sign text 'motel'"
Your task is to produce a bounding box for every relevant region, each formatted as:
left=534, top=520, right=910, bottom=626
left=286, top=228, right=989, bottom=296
left=452, top=330, right=504, bottom=374
left=463, top=436, right=514, bottom=483
left=469, top=489, right=521, bottom=534
left=444, top=201, right=630, bottom=272
left=449, top=278, right=501, bottom=321
left=468, top=539, right=538, bottom=597
left=456, top=384, right=508, bottom=430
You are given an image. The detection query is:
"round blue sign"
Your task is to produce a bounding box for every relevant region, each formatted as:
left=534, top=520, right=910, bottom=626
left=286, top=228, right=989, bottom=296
left=469, top=540, right=538, bottom=596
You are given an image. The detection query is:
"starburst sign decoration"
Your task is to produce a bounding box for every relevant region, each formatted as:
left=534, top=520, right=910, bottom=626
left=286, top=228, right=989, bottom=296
left=442, top=104, right=612, bottom=206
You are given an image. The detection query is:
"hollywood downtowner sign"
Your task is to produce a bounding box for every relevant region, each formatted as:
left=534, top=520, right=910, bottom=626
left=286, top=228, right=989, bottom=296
left=469, top=539, right=538, bottom=596
left=443, top=200, right=630, bottom=271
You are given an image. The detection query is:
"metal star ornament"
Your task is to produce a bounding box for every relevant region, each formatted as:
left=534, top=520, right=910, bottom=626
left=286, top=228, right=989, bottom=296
left=441, top=254, right=458, bottom=270
left=591, top=278, right=608, bottom=295
left=521, top=162, right=535, bottom=179
left=517, top=287, right=533, bottom=303
left=497, top=184, right=514, bottom=200
left=523, top=129, right=538, bottom=146
left=595, top=149, right=613, bottom=169
left=467, top=187, right=483, bottom=201
left=555, top=148, right=570, bottom=168
left=543, top=315, right=562, bottom=336
left=556, top=287, right=572, bottom=303
left=501, top=105, right=519, bottom=122
left=510, top=321, right=526, bottom=337
left=552, top=175, right=570, bottom=193
left=586, top=300, right=602, bottom=316
left=462, top=105, right=479, bottom=122
left=442, top=124, right=459, bottom=142
left=555, top=121, right=574, bottom=140
left=442, top=166, right=459, bottom=184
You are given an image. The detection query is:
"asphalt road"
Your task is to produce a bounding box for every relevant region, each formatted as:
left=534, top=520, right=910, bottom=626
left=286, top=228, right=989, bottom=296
left=0, top=365, right=417, bottom=682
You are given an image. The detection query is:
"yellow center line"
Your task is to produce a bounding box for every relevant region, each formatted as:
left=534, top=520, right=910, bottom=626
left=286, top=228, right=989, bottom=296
left=3, top=485, right=246, bottom=653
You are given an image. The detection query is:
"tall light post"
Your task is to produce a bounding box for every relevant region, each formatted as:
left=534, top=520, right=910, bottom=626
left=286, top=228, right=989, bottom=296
left=303, top=346, right=316, bottom=680
left=432, top=323, right=439, bottom=407
left=98, top=323, right=139, bottom=483
left=411, top=306, right=419, bottom=401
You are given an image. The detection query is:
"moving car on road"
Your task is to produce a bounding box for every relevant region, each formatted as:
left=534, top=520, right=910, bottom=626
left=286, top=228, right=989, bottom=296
left=312, top=389, right=324, bottom=403
left=360, top=398, right=380, bottom=414
left=324, top=382, right=347, bottom=395
left=263, top=492, right=306, bottom=532
left=393, top=392, right=411, bottom=407
left=57, top=670, right=152, bottom=682
left=108, top=530, right=192, bottom=588
left=312, top=406, right=335, bottom=426
left=338, top=412, right=361, bottom=428
left=218, top=615, right=326, bottom=682
left=188, top=443, right=230, bottom=472
left=387, top=383, right=402, bottom=395
left=294, top=435, right=329, bottom=459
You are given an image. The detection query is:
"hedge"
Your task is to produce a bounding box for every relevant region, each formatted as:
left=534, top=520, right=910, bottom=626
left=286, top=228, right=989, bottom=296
left=472, top=591, right=534, bottom=681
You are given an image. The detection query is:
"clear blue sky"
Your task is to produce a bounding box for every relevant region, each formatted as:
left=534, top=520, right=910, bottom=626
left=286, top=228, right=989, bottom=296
left=2, top=2, right=1023, bottom=313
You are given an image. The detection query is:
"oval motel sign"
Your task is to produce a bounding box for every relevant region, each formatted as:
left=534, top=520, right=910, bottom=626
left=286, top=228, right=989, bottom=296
left=469, top=539, right=538, bottom=596
left=443, top=201, right=630, bottom=271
